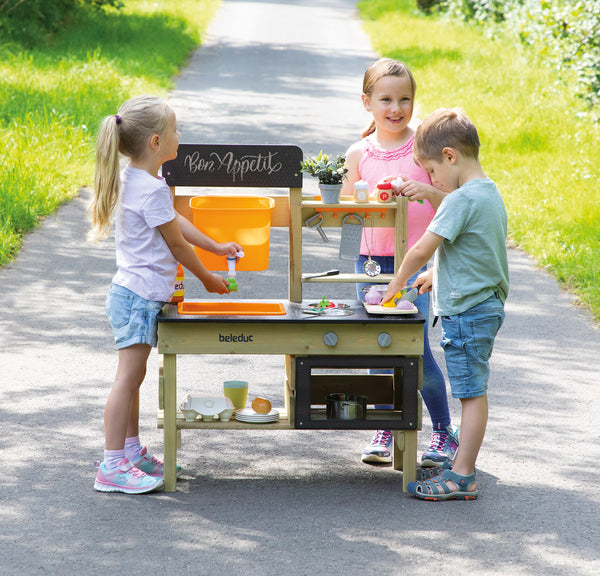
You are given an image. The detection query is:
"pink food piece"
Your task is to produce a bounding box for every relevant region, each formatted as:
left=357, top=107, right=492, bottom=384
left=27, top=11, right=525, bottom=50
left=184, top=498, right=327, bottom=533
left=364, top=288, right=383, bottom=305
left=395, top=300, right=415, bottom=310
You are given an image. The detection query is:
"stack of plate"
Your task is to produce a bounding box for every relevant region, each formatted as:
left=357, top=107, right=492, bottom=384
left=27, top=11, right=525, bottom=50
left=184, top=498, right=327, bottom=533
left=235, top=408, right=279, bottom=423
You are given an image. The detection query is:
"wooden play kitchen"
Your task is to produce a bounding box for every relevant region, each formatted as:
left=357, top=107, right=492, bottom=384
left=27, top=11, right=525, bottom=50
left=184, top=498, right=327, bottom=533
left=157, top=144, right=425, bottom=492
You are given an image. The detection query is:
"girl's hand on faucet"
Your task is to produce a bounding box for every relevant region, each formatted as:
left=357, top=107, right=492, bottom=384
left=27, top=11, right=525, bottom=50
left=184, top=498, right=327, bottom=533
left=218, top=242, right=243, bottom=258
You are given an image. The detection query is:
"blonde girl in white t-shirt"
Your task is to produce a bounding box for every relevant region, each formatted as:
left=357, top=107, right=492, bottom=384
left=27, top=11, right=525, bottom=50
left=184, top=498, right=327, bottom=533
left=88, top=95, right=241, bottom=494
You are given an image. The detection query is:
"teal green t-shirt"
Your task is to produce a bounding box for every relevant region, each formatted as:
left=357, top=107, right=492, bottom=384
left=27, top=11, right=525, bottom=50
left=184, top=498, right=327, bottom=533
left=427, top=178, right=509, bottom=316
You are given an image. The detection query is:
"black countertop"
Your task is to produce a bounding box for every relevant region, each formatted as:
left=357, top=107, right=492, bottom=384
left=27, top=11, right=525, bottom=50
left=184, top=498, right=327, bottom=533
left=158, top=300, right=425, bottom=325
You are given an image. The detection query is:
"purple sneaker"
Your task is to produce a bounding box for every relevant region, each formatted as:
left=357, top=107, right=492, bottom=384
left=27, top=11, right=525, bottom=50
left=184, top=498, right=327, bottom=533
left=421, top=425, right=459, bottom=467
left=361, top=430, right=393, bottom=464
left=94, top=458, right=164, bottom=494
left=132, top=446, right=182, bottom=478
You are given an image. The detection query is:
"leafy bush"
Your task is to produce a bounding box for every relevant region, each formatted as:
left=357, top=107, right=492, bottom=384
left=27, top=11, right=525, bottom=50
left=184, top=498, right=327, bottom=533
left=0, top=0, right=123, bottom=45
left=517, top=1, right=600, bottom=111
left=437, top=0, right=600, bottom=116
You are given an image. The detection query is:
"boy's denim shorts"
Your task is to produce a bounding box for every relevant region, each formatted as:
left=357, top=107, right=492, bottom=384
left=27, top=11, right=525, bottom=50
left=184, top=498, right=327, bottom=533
left=106, top=284, right=165, bottom=349
left=440, top=293, right=505, bottom=399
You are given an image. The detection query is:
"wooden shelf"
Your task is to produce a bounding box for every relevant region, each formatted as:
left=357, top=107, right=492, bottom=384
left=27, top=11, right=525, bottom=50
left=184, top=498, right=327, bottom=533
left=157, top=410, right=290, bottom=430
left=301, top=273, right=394, bottom=284
left=157, top=408, right=416, bottom=431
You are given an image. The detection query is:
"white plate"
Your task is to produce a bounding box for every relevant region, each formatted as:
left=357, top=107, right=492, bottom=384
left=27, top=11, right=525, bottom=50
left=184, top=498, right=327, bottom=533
left=363, top=302, right=418, bottom=315
left=235, top=408, right=279, bottom=423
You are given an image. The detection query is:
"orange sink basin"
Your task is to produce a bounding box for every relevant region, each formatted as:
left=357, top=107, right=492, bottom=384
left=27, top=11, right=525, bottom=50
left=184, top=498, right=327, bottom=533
left=177, top=301, right=286, bottom=316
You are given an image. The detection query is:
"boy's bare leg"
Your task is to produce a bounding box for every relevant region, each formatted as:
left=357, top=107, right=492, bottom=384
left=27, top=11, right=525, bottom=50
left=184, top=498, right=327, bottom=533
left=448, top=393, right=488, bottom=491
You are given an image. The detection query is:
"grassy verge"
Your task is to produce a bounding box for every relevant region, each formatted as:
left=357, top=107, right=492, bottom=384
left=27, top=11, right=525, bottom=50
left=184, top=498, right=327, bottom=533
left=0, top=0, right=219, bottom=265
left=357, top=0, right=600, bottom=321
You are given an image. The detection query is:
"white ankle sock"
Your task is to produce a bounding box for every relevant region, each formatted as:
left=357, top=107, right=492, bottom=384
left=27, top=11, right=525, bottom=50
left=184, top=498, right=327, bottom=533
left=124, top=436, right=142, bottom=462
left=104, top=449, right=126, bottom=470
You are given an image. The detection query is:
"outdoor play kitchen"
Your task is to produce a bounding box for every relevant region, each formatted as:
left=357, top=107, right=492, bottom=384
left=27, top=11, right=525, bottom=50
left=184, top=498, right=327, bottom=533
left=157, top=144, right=425, bottom=492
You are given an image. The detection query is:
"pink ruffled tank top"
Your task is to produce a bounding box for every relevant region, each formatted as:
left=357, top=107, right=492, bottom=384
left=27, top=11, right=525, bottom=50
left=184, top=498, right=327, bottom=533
left=358, top=134, right=436, bottom=256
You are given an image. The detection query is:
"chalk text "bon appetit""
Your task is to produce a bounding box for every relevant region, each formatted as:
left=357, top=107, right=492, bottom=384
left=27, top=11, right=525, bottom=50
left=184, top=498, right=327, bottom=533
left=184, top=151, right=283, bottom=183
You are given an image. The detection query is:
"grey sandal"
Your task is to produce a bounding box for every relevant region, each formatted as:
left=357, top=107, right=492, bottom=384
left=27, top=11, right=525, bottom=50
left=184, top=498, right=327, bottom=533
left=407, top=469, right=478, bottom=501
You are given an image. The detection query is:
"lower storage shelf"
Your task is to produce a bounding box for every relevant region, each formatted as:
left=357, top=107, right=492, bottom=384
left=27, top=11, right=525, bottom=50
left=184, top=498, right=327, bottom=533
left=157, top=407, right=421, bottom=431
left=157, top=409, right=291, bottom=430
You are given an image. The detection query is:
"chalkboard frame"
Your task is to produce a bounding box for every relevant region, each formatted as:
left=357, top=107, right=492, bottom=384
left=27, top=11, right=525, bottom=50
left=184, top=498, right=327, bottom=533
left=162, top=144, right=303, bottom=188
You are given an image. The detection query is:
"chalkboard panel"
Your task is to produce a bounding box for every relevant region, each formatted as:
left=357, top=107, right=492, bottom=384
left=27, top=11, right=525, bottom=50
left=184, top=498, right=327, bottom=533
left=162, top=144, right=303, bottom=188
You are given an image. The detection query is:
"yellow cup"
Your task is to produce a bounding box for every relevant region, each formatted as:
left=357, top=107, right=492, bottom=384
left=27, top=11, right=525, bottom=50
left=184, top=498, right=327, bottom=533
left=223, top=381, right=249, bottom=410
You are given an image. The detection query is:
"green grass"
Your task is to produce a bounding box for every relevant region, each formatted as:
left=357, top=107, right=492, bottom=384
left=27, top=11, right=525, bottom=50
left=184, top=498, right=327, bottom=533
left=0, top=0, right=219, bottom=264
left=358, top=0, right=600, bottom=320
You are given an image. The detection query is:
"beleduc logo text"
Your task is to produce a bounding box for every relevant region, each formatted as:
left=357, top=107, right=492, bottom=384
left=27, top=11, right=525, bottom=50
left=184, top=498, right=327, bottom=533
left=219, top=332, right=254, bottom=343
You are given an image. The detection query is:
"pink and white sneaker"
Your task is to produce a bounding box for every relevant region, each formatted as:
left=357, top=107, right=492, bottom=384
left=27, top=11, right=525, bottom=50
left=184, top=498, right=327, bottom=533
left=131, top=446, right=182, bottom=478
left=94, top=458, right=163, bottom=494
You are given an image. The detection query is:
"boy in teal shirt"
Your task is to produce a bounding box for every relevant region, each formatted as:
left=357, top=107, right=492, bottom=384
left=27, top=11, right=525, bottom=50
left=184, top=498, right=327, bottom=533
left=383, top=108, right=509, bottom=500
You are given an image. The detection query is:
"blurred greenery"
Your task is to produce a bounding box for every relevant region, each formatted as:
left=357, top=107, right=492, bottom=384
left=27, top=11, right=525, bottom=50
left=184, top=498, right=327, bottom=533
left=0, top=0, right=219, bottom=265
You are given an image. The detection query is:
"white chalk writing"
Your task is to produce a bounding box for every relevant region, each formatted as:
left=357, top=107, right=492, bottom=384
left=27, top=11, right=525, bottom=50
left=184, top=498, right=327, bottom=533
left=183, top=151, right=283, bottom=182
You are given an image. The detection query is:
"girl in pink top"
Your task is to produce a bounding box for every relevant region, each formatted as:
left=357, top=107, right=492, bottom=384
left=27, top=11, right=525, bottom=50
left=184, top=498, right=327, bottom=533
left=341, top=58, right=458, bottom=467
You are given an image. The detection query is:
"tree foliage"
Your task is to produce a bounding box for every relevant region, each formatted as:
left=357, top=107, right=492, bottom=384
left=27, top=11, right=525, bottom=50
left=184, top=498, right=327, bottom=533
left=418, top=0, right=600, bottom=117
left=0, top=0, right=123, bottom=45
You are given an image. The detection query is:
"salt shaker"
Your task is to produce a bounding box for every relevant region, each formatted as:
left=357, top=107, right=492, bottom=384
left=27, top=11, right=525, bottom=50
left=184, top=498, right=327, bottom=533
left=353, top=180, right=369, bottom=203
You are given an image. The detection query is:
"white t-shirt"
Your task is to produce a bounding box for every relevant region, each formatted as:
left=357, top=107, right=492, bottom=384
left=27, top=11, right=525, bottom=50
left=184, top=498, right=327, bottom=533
left=112, top=165, right=177, bottom=302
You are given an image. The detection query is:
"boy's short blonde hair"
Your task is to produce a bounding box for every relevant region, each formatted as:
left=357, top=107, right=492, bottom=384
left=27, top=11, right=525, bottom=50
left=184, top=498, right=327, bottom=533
left=414, top=108, right=480, bottom=163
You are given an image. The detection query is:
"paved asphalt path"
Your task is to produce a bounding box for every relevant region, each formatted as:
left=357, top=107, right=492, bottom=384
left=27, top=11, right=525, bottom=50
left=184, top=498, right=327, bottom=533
left=1, top=1, right=599, bottom=574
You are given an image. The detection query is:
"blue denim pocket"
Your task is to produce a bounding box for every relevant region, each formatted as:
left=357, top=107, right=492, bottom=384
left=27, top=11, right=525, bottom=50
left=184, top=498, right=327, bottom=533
left=440, top=295, right=505, bottom=398
left=106, top=285, right=134, bottom=330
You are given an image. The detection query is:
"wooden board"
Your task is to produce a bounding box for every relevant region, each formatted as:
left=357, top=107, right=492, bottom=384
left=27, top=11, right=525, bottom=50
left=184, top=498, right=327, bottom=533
left=363, top=302, right=419, bottom=316
left=363, top=302, right=418, bottom=315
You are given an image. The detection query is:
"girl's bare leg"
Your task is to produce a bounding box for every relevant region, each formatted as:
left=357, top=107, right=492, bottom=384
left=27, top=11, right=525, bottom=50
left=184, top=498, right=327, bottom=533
left=104, top=344, right=151, bottom=450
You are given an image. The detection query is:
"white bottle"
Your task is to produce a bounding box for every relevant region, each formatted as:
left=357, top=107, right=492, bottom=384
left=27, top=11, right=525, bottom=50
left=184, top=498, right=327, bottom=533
left=353, top=180, right=369, bottom=203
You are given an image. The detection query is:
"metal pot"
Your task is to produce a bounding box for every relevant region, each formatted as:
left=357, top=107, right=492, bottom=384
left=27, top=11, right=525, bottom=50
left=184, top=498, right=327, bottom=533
left=326, top=393, right=367, bottom=420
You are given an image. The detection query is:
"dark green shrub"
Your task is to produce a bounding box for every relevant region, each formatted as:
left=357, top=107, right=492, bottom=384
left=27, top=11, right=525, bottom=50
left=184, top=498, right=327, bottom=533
left=0, top=0, right=123, bottom=45
left=416, top=0, right=443, bottom=13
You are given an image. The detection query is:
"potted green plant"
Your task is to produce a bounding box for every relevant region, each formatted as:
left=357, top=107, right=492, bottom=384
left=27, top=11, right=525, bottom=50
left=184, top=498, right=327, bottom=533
left=300, top=151, right=348, bottom=204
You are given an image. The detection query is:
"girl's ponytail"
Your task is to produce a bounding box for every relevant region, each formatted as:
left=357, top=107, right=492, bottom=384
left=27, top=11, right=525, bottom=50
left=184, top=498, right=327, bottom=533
left=362, top=120, right=376, bottom=139
left=87, top=115, right=121, bottom=241
left=87, top=95, right=170, bottom=242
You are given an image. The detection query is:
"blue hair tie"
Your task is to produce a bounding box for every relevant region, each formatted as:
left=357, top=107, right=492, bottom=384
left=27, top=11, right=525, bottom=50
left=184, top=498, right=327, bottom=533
left=115, top=114, right=121, bottom=124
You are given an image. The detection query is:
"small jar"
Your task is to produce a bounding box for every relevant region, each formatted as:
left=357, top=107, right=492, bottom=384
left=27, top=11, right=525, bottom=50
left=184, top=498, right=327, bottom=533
left=353, top=180, right=369, bottom=203
left=376, top=181, right=393, bottom=203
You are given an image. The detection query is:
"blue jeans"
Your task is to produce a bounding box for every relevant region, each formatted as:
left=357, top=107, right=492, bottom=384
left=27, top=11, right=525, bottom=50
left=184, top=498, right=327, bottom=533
left=355, top=255, right=451, bottom=429
left=441, top=293, right=505, bottom=399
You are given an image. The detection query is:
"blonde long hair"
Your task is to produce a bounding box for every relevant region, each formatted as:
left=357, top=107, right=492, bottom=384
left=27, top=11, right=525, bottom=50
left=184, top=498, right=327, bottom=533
left=87, top=95, right=172, bottom=241
left=361, top=58, right=417, bottom=138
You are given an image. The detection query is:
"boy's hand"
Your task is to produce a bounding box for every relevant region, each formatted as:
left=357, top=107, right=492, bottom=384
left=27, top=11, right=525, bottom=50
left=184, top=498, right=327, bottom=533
left=382, top=277, right=406, bottom=304
left=393, top=178, right=427, bottom=204
left=413, top=269, right=433, bottom=294
left=202, top=273, right=230, bottom=294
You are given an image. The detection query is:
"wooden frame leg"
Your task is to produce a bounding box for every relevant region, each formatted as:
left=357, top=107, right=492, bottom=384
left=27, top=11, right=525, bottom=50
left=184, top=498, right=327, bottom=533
left=392, top=430, right=418, bottom=492
left=285, top=354, right=295, bottom=427
left=392, top=430, right=404, bottom=471
left=162, top=353, right=178, bottom=492
left=402, top=430, right=417, bottom=492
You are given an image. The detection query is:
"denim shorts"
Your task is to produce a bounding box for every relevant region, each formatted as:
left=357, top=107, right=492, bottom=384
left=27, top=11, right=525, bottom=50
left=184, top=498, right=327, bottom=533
left=106, top=284, right=165, bottom=349
left=440, top=293, right=505, bottom=399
